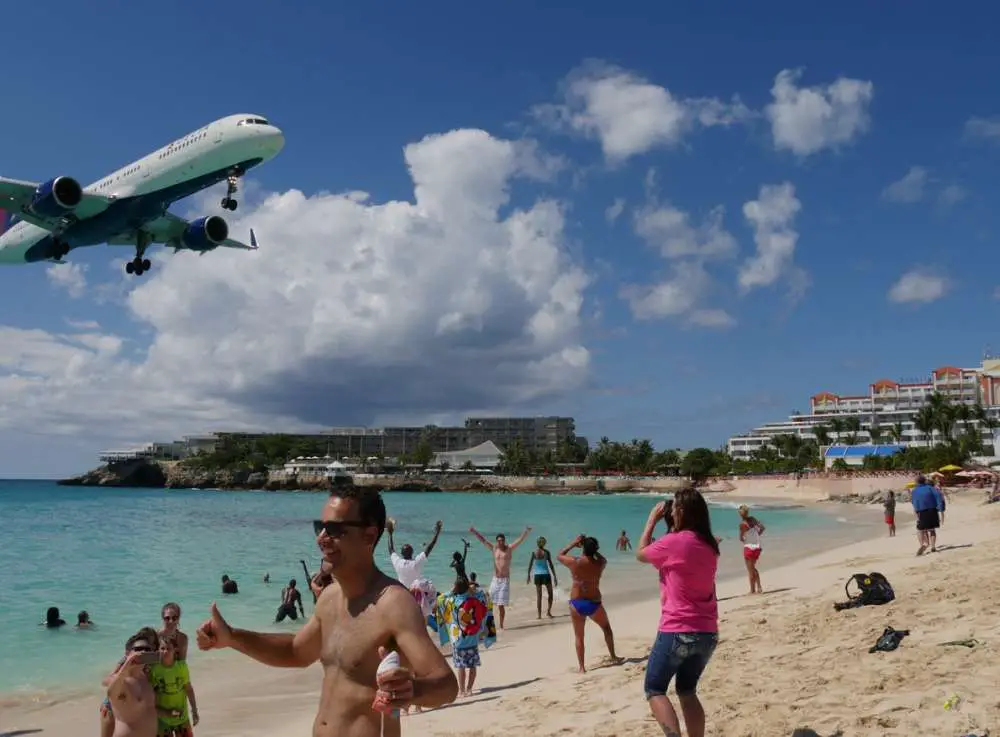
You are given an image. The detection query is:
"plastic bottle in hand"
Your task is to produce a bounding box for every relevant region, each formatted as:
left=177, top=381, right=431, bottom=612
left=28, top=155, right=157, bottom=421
left=372, top=650, right=401, bottom=717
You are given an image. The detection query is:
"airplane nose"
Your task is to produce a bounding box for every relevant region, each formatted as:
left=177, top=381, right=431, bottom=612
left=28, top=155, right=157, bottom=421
left=267, top=128, right=285, bottom=155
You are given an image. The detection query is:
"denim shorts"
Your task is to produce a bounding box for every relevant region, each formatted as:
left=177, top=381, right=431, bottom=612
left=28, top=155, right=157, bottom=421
left=644, top=631, right=718, bottom=698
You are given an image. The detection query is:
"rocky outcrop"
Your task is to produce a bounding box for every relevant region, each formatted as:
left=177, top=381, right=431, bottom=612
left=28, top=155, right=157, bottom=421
left=58, top=460, right=684, bottom=494
left=825, top=489, right=912, bottom=505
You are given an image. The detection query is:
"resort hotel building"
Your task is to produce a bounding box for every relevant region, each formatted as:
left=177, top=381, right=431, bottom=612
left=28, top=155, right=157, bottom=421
left=727, top=358, right=1000, bottom=460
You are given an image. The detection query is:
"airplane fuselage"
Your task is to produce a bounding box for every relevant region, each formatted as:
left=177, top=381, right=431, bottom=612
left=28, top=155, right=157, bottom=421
left=0, top=114, right=284, bottom=264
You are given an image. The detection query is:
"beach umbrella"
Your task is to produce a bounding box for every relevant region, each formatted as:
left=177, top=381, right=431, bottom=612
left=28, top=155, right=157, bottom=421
left=939, top=464, right=962, bottom=472
left=955, top=470, right=977, bottom=478
left=904, top=481, right=917, bottom=489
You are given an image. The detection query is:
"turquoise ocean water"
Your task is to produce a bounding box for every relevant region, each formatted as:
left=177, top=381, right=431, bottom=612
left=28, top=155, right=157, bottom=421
left=0, top=480, right=865, bottom=699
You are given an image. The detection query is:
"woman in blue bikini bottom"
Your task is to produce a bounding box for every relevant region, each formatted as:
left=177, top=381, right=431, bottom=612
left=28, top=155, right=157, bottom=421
left=557, top=534, right=623, bottom=672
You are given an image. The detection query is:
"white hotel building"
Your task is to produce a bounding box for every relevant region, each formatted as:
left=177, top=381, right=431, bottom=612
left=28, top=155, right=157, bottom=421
left=727, top=358, right=1000, bottom=460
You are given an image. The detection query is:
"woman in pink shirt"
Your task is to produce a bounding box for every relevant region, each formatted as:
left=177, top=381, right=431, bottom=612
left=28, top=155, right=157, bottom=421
left=636, top=489, right=720, bottom=737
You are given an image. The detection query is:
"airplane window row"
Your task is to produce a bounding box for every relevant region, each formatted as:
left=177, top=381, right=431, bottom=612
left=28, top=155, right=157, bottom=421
left=158, top=131, right=208, bottom=159
left=237, top=118, right=269, bottom=126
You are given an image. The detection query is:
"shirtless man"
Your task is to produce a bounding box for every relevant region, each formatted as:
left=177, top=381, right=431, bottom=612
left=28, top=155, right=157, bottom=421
left=276, top=579, right=306, bottom=622
left=615, top=530, right=631, bottom=551
left=195, top=487, right=458, bottom=737
left=102, top=628, right=159, bottom=737
left=469, top=524, right=531, bottom=629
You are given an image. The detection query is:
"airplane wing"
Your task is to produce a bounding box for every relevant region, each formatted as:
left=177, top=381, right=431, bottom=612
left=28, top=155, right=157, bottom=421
left=107, top=212, right=259, bottom=251
left=0, top=176, right=114, bottom=232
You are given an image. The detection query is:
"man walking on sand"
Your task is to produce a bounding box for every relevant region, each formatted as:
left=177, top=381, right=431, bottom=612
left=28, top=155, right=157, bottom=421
left=469, top=524, right=531, bottom=630
left=195, top=487, right=458, bottom=737
left=911, top=474, right=945, bottom=555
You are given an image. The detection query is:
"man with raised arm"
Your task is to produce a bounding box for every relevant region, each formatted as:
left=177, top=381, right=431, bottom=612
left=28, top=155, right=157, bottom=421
left=386, top=518, right=442, bottom=589
left=468, top=524, right=532, bottom=630
left=196, top=487, right=458, bottom=737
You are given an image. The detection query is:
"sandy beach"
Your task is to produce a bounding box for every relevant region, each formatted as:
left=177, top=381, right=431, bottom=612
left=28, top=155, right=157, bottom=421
left=5, top=482, right=997, bottom=737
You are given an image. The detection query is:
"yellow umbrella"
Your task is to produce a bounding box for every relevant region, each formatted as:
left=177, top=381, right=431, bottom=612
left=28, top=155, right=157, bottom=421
left=904, top=481, right=916, bottom=488
left=939, top=464, right=962, bottom=472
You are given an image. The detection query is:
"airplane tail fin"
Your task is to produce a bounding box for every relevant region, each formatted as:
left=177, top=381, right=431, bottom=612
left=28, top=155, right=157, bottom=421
left=0, top=208, right=13, bottom=236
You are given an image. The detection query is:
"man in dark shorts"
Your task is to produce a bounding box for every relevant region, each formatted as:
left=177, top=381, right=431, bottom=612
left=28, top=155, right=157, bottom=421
left=910, top=474, right=944, bottom=555
left=275, top=579, right=305, bottom=622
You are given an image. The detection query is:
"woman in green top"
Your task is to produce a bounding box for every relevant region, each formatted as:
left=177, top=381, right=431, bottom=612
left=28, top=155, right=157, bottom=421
left=149, top=634, right=199, bottom=737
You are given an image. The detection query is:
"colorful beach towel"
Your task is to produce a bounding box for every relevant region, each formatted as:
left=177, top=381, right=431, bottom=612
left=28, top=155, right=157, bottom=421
left=409, top=577, right=438, bottom=618
left=432, top=589, right=497, bottom=651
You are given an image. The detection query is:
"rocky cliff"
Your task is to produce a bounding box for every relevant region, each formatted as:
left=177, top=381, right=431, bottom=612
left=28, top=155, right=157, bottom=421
left=55, top=460, right=678, bottom=494
left=58, top=460, right=450, bottom=492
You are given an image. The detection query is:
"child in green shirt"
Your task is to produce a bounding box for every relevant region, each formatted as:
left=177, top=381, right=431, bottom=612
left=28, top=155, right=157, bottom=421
left=149, top=634, right=199, bottom=737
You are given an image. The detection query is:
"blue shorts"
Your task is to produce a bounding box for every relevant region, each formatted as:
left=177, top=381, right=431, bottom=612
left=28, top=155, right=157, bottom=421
left=644, top=631, right=718, bottom=698
left=453, top=646, right=481, bottom=669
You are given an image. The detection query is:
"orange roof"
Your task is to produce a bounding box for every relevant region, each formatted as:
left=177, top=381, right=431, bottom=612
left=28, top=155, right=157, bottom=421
left=871, top=379, right=898, bottom=390
left=811, top=391, right=839, bottom=402
left=933, top=366, right=962, bottom=378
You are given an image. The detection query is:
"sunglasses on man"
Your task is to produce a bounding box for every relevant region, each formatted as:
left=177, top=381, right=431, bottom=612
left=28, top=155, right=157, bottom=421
left=313, top=519, right=369, bottom=538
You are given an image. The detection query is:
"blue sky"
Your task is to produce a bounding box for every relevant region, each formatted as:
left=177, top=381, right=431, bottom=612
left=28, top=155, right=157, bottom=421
left=2, top=2, right=1000, bottom=477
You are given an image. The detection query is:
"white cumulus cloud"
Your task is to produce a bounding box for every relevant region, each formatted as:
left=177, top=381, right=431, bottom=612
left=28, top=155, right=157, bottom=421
left=46, top=262, right=88, bottom=298
left=537, top=61, right=751, bottom=163
left=0, top=128, right=593, bottom=448
left=965, top=116, right=1000, bottom=141
left=766, top=69, right=874, bottom=156
left=882, top=166, right=928, bottom=203
left=888, top=269, right=950, bottom=304
left=738, top=183, right=805, bottom=294
left=605, top=197, right=626, bottom=223
left=633, top=203, right=738, bottom=261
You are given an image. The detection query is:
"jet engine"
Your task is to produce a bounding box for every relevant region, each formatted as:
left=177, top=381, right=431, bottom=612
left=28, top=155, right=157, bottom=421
left=181, top=215, right=229, bottom=252
left=30, top=176, right=83, bottom=218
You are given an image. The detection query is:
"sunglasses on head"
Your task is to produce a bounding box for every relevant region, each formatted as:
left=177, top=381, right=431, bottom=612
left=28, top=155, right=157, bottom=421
left=313, top=519, right=368, bottom=537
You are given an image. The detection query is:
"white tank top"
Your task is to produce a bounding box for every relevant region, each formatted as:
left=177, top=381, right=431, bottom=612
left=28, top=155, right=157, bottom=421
left=743, top=521, right=762, bottom=549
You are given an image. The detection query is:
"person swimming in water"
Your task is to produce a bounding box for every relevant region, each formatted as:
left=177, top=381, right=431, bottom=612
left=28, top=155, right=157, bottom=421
left=557, top=535, right=621, bottom=672
left=43, top=606, right=66, bottom=628
left=527, top=536, right=558, bottom=619
left=76, top=610, right=94, bottom=629
left=221, top=575, right=239, bottom=594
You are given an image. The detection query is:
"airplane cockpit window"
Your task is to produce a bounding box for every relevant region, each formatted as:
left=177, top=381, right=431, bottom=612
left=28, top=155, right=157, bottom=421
left=237, top=117, right=271, bottom=126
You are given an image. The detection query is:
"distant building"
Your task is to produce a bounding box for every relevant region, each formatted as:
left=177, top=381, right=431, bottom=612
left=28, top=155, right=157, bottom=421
left=432, top=440, right=503, bottom=469
left=100, top=416, right=580, bottom=465
left=727, top=358, right=1000, bottom=460
left=317, top=416, right=579, bottom=457
left=823, top=444, right=904, bottom=470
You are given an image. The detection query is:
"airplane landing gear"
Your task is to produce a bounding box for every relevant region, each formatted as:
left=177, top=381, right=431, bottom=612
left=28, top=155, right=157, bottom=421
left=221, top=172, right=241, bottom=211
left=125, top=232, right=152, bottom=276
left=125, top=258, right=152, bottom=276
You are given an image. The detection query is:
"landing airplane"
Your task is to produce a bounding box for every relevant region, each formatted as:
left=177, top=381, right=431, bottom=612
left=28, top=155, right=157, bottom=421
left=0, top=114, right=284, bottom=276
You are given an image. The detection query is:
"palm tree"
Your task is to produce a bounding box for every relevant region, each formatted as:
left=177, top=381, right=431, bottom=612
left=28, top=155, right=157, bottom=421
left=868, top=422, right=882, bottom=446
left=829, top=417, right=845, bottom=444
left=813, top=424, right=831, bottom=447
left=913, top=406, right=936, bottom=447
